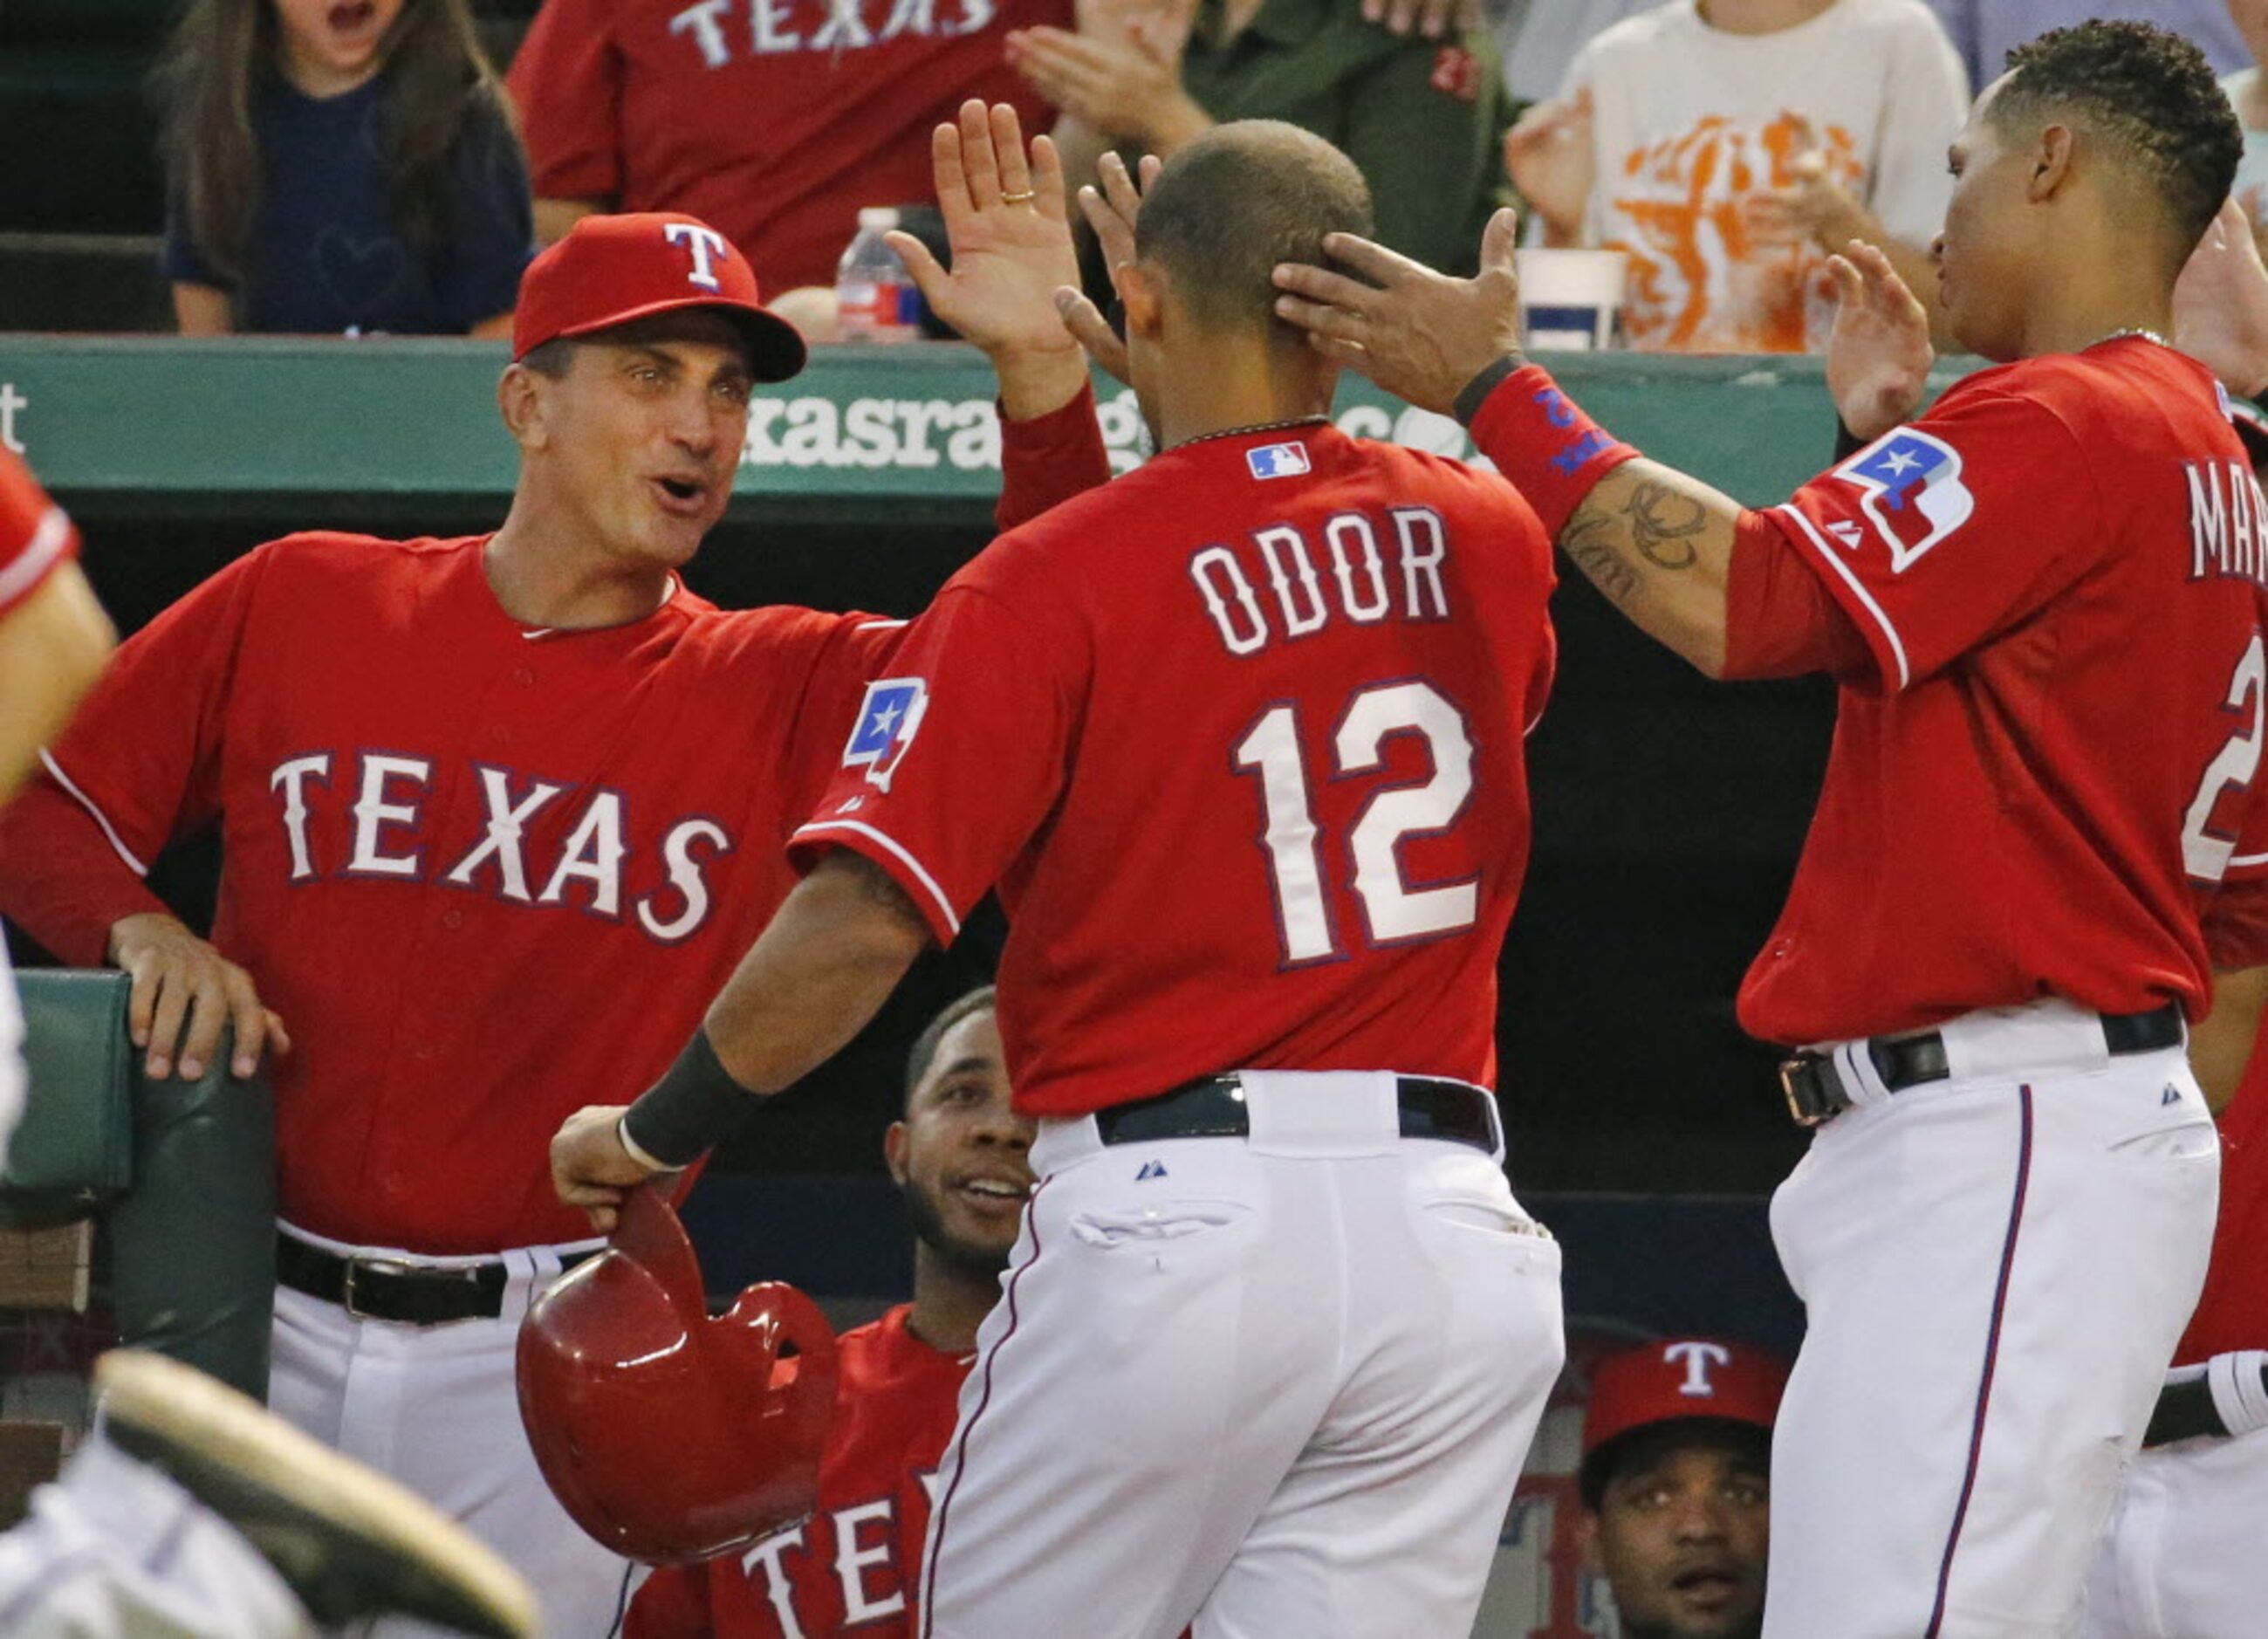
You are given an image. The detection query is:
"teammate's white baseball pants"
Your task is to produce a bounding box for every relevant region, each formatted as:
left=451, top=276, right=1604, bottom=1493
left=0, top=1428, right=309, bottom=1637
left=268, top=1220, right=634, bottom=1639
left=1764, top=1000, right=2218, bottom=1639
left=921, top=1068, right=1566, bottom=1639
left=2078, top=1365, right=2268, bottom=1638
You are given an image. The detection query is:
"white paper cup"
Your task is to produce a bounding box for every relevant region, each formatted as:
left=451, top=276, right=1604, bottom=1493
left=1516, top=248, right=1627, bottom=351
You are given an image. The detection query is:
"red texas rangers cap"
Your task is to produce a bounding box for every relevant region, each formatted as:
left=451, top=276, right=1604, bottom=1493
left=511, top=212, right=807, bottom=382
left=1579, top=1337, right=1789, bottom=1501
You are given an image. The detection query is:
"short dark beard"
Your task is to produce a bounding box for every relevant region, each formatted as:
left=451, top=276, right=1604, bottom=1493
left=902, top=1178, right=1012, bottom=1278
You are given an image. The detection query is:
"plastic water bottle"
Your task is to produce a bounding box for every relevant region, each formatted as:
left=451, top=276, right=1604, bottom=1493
left=836, top=208, right=919, bottom=342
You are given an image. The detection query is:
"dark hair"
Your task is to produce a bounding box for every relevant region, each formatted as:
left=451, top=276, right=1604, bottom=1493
left=157, top=0, right=518, bottom=289
left=517, top=336, right=576, bottom=378
left=905, top=985, right=998, bottom=1106
left=1992, top=20, right=2242, bottom=257
left=1578, top=1418, right=1771, bottom=1512
left=1134, top=120, right=1374, bottom=335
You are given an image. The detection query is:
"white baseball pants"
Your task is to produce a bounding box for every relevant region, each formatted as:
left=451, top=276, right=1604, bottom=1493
left=0, top=1429, right=309, bottom=1637
left=2079, top=1407, right=2268, bottom=1636
left=268, top=1221, right=634, bottom=1639
left=1763, top=1000, right=2218, bottom=1639
left=920, top=1068, right=1566, bottom=1639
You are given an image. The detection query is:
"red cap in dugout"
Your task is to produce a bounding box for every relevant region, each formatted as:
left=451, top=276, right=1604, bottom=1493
left=1582, top=1336, right=1789, bottom=1457
left=512, top=211, right=807, bottom=382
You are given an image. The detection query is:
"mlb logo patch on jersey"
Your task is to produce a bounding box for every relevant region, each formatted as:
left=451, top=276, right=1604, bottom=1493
left=843, top=677, right=928, bottom=790
left=1247, top=442, right=1311, bottom=481
left=1833, top=429, right=1975, bottom=573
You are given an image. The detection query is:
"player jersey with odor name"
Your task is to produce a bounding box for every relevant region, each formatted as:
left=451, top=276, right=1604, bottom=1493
left=508, top=0, right=1068, bottom=292
left=624, top=1304, right=969, bottom=1639
left=1735, top=338, right=2268, bottom=1045
left=791, top=424, right=1556, bottom=1115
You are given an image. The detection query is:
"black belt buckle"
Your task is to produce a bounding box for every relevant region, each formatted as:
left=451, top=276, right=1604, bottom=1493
left=339, top=1256, right=426, bottom=1321
left=1778, top=1051, right=1848, bottom=1128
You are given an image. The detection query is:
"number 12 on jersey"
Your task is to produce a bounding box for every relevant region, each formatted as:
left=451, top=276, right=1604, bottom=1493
left=1233, top=679, right=1479, bottom=964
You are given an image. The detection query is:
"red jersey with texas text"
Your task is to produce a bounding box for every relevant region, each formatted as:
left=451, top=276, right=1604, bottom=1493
left=0, top=448, right=77, bottom=617
left=790, top=425, right=1556, bottom=1115
left=508, top=0, right=1068, bottom=292
left=625, top=1305, right=969, bottom=1639
left=1737, top=339, right=2268, bottom=1045
left=0, top=535, right=897, bottom=1252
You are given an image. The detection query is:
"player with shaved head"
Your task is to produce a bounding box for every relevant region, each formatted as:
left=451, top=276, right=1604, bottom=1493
left=1269, top=17, right=2267, bottom=1636
left=553, top=118, right=1566, bottom=1637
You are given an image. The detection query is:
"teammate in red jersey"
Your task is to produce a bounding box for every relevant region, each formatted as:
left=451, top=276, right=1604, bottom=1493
left=2078, top=202, right=2268, bottom=1639
left=508, top=0, right=1067, bottom=291
left=0, top=106, right=1105, bottom=1639
left=625, top=986, right=1032, bottom=1639
left=1271, top=19, right=2263, bottom=1637
left=552, top=120, right=1565, bottom=1638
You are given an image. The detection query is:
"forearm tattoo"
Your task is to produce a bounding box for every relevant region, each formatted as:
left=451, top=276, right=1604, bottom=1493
left=1627, top=481, right=1708, bottom=570
left=1559, top=478, right=1713, bottom=612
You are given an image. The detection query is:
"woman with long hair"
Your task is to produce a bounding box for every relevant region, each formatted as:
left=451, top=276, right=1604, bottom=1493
left=158, top=0, right=531, bottom=336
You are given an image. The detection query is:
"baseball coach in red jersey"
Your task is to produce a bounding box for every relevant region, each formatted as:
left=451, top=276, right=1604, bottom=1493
left=553, top=120, right=1566, bottom=1638
left=0, top=104, right=1109, bottom=1639
left=1271, top=18, right=2268, bottom=1638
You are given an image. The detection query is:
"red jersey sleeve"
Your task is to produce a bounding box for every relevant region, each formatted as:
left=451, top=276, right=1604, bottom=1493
left=995, top=382, right=1113, bottom=531
left=1764, top=386, right=2103, bottom=692
left=1722, top=509, right=1873, bottom=681
left=0, top=543, right=271, bottom=961
left=787, top=573, right=1078, bottom=945
left=506, top=0, right=623, bottom=202
left=0, top=449, right=78, bottom=617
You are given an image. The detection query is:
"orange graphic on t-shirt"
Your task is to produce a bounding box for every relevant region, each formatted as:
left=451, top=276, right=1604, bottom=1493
left=1606, top=112, right=1865, bottom=353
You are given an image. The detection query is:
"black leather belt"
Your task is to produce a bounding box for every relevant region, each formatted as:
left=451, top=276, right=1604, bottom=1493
left=276, top=1232, right=598, bottom=1327
left=1093, top=1073, right=1501, bottom=1155
left=1778, top=1003, right=2184, bottom=1128
left=2144, top=1375, right=2233, bottom=1446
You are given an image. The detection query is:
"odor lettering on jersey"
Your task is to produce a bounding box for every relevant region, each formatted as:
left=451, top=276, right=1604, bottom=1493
left=267, top=750, right=732, bottom=945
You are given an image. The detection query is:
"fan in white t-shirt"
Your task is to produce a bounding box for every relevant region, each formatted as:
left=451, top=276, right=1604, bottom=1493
left=1506, top=0, right=1967, bottom=353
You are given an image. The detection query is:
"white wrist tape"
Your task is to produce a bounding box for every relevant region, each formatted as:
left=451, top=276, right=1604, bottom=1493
left=615, top=1114, right=674, bottom=1175
left=2207, top=1349, right=2268, bottom=1439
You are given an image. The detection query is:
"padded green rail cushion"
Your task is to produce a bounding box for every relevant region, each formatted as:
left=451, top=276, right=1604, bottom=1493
left=3, top=969, right=134, bottom=1223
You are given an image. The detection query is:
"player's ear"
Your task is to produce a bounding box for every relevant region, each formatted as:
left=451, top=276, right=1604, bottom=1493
left=2027, top=122, right=2076, bottom=202
left=1116, top=263, right=1164, bottom=341
left=884, top=1120, right=911, bottom=1186
left=497, top=363, right=550, bottom=451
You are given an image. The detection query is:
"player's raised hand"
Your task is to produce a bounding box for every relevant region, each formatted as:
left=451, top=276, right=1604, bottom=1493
left=107, top=910, right=291, bottom=1082
left=1825, top=240, right=1934, bottom=444
left=891, top=101, right=1082, bottom=365
left=1271, top=207, right=1525, bottom=415
left=550, top=1104, right=670, bottom=1234
left=2174, top=196, right=2268, bottom=398
left=1055, top=150, right=1161, bottom=385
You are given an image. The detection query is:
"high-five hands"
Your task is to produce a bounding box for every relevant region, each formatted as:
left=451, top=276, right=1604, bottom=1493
left=1270, top=207, right=1526, bottom=415
left=1824, top=240, right=1934, bottom=444
left=1052, top=150, right=1162, bottom=386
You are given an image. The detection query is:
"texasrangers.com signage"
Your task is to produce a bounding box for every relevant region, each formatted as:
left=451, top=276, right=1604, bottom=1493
left=737, top=384, right=1483, bottom=477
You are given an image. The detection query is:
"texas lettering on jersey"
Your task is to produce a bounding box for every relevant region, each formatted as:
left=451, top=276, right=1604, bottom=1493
left=667, top=0, right=1003, bottom=62
left=264, top=749, right=732, bottom=944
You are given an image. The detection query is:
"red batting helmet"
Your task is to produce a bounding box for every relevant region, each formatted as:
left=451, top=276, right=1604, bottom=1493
left=516, top=1186, right=838, bottom=1564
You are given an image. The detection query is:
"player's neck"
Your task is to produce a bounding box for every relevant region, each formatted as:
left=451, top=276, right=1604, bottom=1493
left=2015, top=276, right=2175, bottom=361
left=906, top=1244, right=1003, bottom=1357
left=1153, top=333, right=1336, bottom=453
left=483, top=510, right=677, bottom=631
left=1696, top=0, right=1835, bottom=35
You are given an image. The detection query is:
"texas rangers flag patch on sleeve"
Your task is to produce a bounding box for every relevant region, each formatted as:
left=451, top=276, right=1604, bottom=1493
left=1832, top=429, right=1975, bottom=573
left=843, top=677, right=928, bottom=788
left=1248, top=442, right=1312, bottom=480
